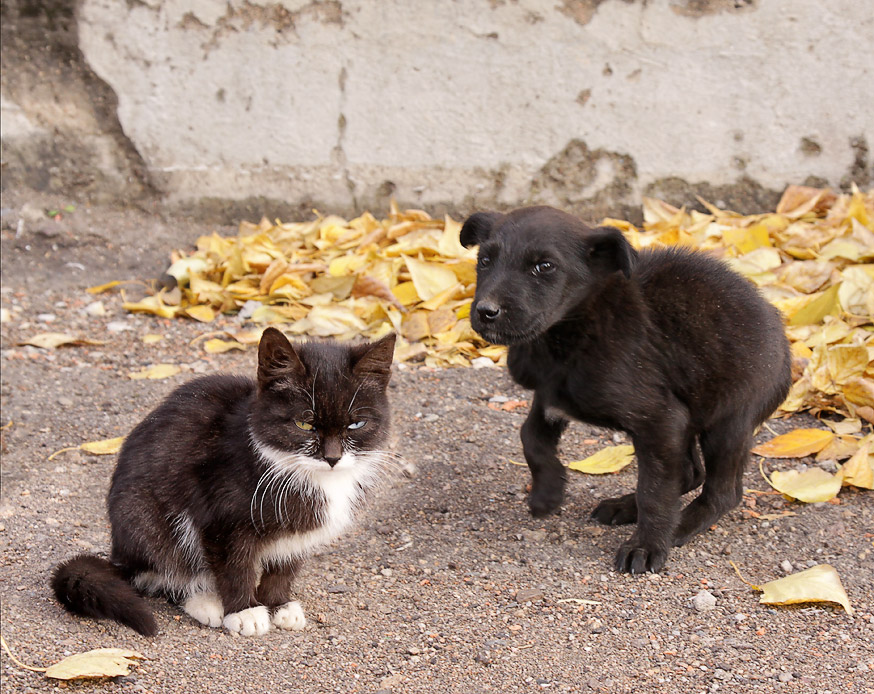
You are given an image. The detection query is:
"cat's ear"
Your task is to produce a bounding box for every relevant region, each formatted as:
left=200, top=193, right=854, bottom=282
left=258, top=327, right=306, bottom=388
left=351, top=333, right=396, bottom=387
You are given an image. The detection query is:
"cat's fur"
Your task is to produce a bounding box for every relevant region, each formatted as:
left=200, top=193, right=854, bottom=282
left=52, top=328, right=397, bottom=636
left=461, top=206, right=791, bottom=574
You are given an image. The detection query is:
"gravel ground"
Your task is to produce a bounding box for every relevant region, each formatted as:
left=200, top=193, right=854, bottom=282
left=1, top=191, right=872, bottom=694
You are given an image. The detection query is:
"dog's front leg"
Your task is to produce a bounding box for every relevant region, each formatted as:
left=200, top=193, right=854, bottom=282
left=614, top=428, right=686, bottom=574
left=521, top=393, right=568, bottom=517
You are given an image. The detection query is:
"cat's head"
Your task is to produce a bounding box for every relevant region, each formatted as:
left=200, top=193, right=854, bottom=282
left=250, top=327, right=396, bottom=471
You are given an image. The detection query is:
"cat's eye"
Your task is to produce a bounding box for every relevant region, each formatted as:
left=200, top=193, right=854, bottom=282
left=347, top=421, right=366, bottom=430
left=294, top=421, right=314, bottom=431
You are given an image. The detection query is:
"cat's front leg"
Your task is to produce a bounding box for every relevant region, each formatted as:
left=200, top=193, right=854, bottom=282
left=257, top=559, right=307, bottom=631
left=207, top=544, right=273, bottom=636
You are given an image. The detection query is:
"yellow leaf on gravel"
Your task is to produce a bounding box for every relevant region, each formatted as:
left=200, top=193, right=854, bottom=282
left=19, top=333, right=105, bottom=349
left=184, top=305, right=216, bottom=322
left=404, top=256, right=458, bottom=301
left=765, top=466, right=843, bottom=503
left=142, top=334, right=164, bottom=344
left=45, top=648, right=146, bottom=680
left=204, top=338, right=246, bottom=354
left=80, top=437, right=125, bottom=455
left=86, top=280, right=122, bottom=294
left=752, top=429, right=834, bottom=458
left=128, top=364, right=181, bottom=380
left=123, top=296, right=181, bottom=319
left=839, top=440, right=873, bottom=489
left=757, top=564, right=854, bottom=615
left=568, top=445, right=635, bottom=474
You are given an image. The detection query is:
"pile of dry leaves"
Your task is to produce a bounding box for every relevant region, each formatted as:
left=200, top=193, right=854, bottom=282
left=104, top=186, right=872, bottom=424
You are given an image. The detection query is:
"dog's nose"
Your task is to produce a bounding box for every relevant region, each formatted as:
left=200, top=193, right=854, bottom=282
left=476, top=301, right=502, bottom=322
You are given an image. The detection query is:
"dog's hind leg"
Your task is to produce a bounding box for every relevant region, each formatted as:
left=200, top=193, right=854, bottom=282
left=673, top=417, right=750, bottom=547
left=591, top=437, right=703, bottom=526
left=521, top=394, right=568, bottom=517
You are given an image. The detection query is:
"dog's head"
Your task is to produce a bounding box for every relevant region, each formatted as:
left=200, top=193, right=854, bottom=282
left=460, top=206, right=637, bottom=345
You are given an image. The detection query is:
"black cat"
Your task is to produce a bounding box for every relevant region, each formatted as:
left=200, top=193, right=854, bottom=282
left=461, top=206, right=791, bottom=574
left=52, top=328, right=398, bottom=636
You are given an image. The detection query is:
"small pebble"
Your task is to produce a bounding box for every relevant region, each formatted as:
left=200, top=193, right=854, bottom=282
left=780, top=560, right=793, bottom=573
left=515, top=588, right=544, bottom=602
left=691, top=589, right=717, bottom=611
left=84, top=301, right=106, bottom=317
left=106, top=320, right=133, bottom=333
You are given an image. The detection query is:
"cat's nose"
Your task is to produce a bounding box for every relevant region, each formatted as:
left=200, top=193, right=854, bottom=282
left=323, top=438, right=343, bottom=467
left=476, top=300, right=502, bottom=323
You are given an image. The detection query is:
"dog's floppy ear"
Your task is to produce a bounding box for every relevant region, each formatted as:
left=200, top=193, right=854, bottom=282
left=583, top=226, right=638, bottom=279
left=460, top=212, right=502, bottom=248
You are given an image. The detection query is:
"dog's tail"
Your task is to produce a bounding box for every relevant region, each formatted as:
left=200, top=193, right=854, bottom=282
left=51, top=554, right=157, bottom=636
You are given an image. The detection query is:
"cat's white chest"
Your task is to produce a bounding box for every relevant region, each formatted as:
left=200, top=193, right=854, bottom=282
left=257, top=468, right=361, bottom=566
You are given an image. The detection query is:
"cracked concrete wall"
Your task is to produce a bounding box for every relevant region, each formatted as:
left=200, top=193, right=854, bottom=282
left=6, top=0, right=874, bottom=220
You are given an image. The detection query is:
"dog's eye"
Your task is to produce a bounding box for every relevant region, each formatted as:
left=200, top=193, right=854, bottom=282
left=534, top=261, right=555, bottom=275
left=478, top=255, right=491, bottom=268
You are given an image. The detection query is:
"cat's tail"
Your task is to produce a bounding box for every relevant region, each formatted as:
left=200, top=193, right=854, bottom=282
left=51, top=554, right=158, bottom=636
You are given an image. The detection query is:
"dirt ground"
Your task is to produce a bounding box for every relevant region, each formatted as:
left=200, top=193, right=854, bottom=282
left=1, top=189, right=872, bottom=694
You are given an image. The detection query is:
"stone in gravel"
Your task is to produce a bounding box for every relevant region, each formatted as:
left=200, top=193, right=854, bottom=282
left=84, top=301, right=106, bottom=317
left=780, top=560, right=793, bottom=573
left=326, top=583, right=353, bottom=594
left=778, top=672, right=794, bottom=682
left=521, top=529, right=546, bottom=543
left=106, top=320, right=133, bottom=332
left=691, top=589, right=717, bottom=611
left=515, top=588, right=544, bottom=602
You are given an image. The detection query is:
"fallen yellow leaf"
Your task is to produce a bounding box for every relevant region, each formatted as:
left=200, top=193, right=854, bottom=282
left=86, top=280, right=122, bottom=294
left=757, top=565, right=854, bottom=615
left=19, top=333, right=105, bottom=349
left=204, top=338, right=246, bottom=354
left=45, top=648, right=146, bottom=681
left=404, top=255, right=458, bottom=301
left=142, top=333, right=164, bottom=344
left=764, top=465, right=843, bottom=503
left=184, top=305, right=216, bottom=322
left=128, top=364, right=181, bottom=380
left=567, top=445, right=635, bottom=474
left=751, top=429, right=834, bottom=458
left=839, top=440, right=873, bottom=489
left=80, top=437, right=125, bottom=455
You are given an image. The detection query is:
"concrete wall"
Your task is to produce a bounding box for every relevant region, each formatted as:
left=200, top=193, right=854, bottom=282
left=3, top=0, right=873, bottom=220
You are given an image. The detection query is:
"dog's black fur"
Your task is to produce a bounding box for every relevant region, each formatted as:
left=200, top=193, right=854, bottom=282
left=461, top=206, right=791, bottom=574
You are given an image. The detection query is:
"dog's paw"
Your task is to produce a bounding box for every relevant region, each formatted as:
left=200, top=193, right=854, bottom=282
left=527, top=482, right=564, bottom=517
left=614, top=538, right=668, bottom=575
left=223, top=606, right=272, bottom=636
left=182, top=591, right=224, bottom=628
left=591, top=493, right=638, bottom=525
left=272, top=601, right=306, bottom=631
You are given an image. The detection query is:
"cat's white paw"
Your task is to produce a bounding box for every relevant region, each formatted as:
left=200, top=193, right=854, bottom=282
left=223, top=605, right=272, bottom=636
left=272, top=601, right=306, bottom=631
left=182, top=592, right=224, bottom=628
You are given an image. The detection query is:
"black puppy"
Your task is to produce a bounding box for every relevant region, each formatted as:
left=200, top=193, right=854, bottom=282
left=461, top=206, right=791, bottom=574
